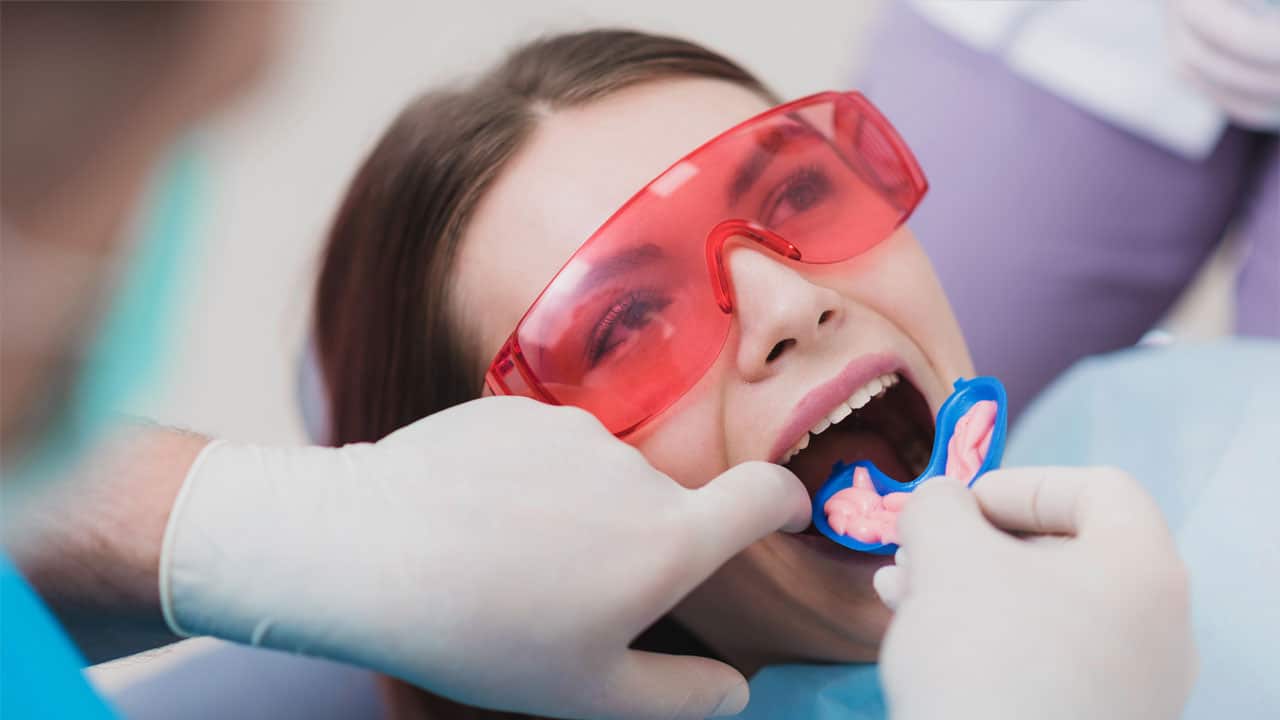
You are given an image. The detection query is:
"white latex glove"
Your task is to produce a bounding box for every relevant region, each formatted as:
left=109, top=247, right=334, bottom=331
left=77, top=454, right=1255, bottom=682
left=873, top=468, right=1196, bottom=720
left=160, top=396, right=810, bottom=720
left=1170, top=0, right=1280, bottom=129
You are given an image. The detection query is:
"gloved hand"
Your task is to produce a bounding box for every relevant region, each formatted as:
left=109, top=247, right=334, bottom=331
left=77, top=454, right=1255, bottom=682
left=160, top=396, right=810, bottom=720
left=873, top=468, right=1196, bottom=720
left=1170, top=0, right=1280, bottom=129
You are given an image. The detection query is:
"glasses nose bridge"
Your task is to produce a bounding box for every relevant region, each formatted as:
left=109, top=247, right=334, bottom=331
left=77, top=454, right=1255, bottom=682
left=704, top=219, right=802, bottom=313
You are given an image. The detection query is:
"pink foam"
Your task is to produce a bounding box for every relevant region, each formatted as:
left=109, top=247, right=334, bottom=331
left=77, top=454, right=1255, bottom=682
left=944, top=400, right=997, bottom=483
left=823, top=400, right=998, bottom=545
left=824, top=467, right=904, bottom=544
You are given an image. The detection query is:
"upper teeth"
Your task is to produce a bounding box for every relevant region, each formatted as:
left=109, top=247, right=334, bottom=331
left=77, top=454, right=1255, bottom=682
left=779, top=372, right=900, bottom=464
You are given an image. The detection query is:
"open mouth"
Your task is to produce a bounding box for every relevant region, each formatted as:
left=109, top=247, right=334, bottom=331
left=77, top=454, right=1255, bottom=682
left=779, top=372, right=936, bottom=530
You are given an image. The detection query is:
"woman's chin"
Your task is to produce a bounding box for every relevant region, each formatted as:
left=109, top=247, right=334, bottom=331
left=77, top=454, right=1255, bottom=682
left=748, top=533, right=896, bottom=662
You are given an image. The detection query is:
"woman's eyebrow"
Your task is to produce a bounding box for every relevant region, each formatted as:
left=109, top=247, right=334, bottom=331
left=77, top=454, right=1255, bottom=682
left=726, top=120, right=822, bottom=205
left=581, top=242, right=666, bottom=289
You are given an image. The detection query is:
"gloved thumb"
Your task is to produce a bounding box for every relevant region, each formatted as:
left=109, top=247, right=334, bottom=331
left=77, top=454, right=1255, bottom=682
left=971, top=467, right=1169, bottom=546
left=684, top=461, right=810, bottom=578
left=599, top=650, right=751, bottom=719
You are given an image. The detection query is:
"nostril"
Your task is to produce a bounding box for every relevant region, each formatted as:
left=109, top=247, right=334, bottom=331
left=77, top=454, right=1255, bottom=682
left=818, top=310, right=834, bottom=326
left=766, top=338, right=796, bottom=363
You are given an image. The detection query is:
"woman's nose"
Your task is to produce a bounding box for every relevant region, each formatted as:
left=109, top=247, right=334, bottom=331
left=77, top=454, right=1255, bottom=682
left=725, top=243, right=844, bottom=382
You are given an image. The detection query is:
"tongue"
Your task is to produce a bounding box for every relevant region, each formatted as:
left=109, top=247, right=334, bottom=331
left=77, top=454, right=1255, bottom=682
left=787, top=428, right=914, bottom=498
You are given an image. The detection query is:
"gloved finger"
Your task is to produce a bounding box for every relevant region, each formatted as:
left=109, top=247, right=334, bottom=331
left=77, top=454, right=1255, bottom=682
left=596, top=650, right=751, bottom=720
left=870, top=548, right=911, bottom=608
left=656, top=462, right=808, bottom=607
left=688, top=460, right=811, bottom=541
left=894, top=477, right=997, bottom=578
left=873, top=564, right=905, bottom=611
left=1190, top=78, right=1280, bottom=129
left=614, top=463, right=807, bottom=624
left=1172, top=12, right=1280, bottom=107
left=971, top=467, right=1167, bottom=544
left=1177, top=0, right=1280, bottom=68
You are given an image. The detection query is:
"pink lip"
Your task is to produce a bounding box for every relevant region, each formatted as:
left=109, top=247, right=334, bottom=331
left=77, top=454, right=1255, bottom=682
left=769, top=353, right=903, bottom=463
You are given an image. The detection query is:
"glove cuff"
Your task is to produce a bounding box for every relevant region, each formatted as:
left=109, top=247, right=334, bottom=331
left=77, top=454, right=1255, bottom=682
left=158, top=439, right=363, bottom=648
left=159, top=438, right=226, bottom=638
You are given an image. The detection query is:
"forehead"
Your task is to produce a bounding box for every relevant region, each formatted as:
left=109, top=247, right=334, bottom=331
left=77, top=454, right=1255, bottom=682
left=457, top=77, right=773, bottom=362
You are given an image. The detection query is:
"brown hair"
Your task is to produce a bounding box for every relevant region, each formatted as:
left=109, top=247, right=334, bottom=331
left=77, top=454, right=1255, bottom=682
left=311, top=29, right=774, bottom=719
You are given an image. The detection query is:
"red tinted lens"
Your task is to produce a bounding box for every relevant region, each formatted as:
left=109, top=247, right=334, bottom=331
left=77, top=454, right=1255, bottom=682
left=511, top=184, right=730, bottom=435
left=489, top=92, right=925, bottom=434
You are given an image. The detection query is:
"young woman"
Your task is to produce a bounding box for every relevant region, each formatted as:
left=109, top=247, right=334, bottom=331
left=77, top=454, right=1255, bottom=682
left=314, top=29, right=973, bottom=718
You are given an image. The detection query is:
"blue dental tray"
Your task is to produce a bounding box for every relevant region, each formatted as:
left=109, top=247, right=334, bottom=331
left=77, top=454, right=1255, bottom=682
left=810, top=376, right=1009, bottom=555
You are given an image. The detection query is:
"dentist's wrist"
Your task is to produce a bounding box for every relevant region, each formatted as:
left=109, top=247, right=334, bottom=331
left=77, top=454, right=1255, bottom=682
left=158, top=438, right=376, bottom=649
left=3, top=423, right=208, bottom=662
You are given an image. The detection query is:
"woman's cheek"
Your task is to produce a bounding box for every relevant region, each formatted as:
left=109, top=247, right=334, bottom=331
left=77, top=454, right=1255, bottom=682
left=629, top=377, right=728, bottom=489
left=852, top=231, right=972, bottom=378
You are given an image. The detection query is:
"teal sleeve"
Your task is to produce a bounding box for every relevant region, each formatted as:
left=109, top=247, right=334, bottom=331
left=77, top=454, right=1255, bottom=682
left=1, top=555, right=117, bottom=719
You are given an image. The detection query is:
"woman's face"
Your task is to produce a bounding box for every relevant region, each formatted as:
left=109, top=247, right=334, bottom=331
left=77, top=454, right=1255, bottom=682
left=453, top=78, right=973, bottom=669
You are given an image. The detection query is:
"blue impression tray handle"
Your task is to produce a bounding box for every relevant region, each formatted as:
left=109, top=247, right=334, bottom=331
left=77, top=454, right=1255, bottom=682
left=811, top=376, right=1009, bottom=555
